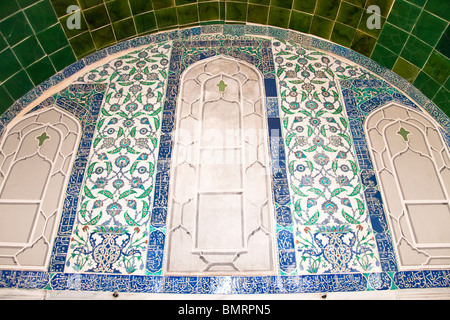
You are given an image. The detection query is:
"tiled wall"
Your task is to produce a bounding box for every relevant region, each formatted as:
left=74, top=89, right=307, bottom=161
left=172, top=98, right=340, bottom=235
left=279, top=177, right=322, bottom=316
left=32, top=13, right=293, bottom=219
left=0, top=0, right=448, bottom=117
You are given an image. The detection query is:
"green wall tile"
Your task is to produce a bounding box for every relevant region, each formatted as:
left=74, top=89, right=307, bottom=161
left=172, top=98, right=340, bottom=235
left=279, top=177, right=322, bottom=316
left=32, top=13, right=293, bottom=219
left=91, top=25, right=116, bottom=49
left=60, top=13, right=89, bottom=39
left=134, top=11, right=157, bottom=34
left=0, top=85, right=14, bottom=115
left=247, top=4, right=269, bottom=25
left=392, top=56, right=420, bottom=82
left=432, top=87, right=450, bottom=116
left=400, top=35, right=432, bottom=68
left=17, top=0, right=41, bottom=8
left=0, top=0, right=20, bottom=20
left=26, top=56, right=56, bottom=85
left=289, top=10, right=312, bottom=33
left=249, top=0, right=271, bottom=5
left=424, top=0, right=450, bottom=21
left=176, top=0, right=197, bottom=5
left=405, top=0, right=426, bottom=7
left=377, top=22, right=409, bottom=55
left=268, top=6, right=291, bottom=29
left=436, top=26, right=450, bottom=59
left=37, top=24, right=69, bottom=54
left=24, top=0, right=58, bottom=33
left=366, top=0, right=394, bottom=17
left=155, top=7, right=178, bottom=30
left=78, top=0, right=103, bottom=10
left=271, top=0, right=294, bottom=9
left=177, top=4, right=199, bottom=25
left=358, top=12, right=385, bottom=38
left=292, top=0, right=316, bottom=13
left=0, top=35, right=7, bottom=52
left=370, top=43, right=398, bottom=69
left=310, top=15, right=334, bottom=39
left=413, top=71, right=441, bottom=98
left=84, top=4, right=111, bottom=30
left=113, top=18, right=136, bottom=41
left=12, top=36, right=45, bottom=67
left=68, top=31, right=95, bottom=58
left=152, top=0, right=175, bottom=10
left=387, top=0, right=421, bottom=32
left=315, top=0, right=340, bottom=20
left=129, top=0, right=153, bottom=15
left=411, top=10, right=447, bottom=47
left=106, top=0, right=132, bottom=22
left=226, top=2, right=247, bottom=22
left=423, top=50, right=450, bottom=85
left=0, top=12, right=34, bottom=46
left=0, top=49, right=22, bottom=82
left=331, top=22, right=356, bottom=47
left=3, top=70, right=34, bottom=100
left=351, top=30, right=377, bottom=57
left=198, top=2, right=220, bottom=22
left=51, top=0, right=79, bottom=17
left=336, top=2, right=363, bottom=28
left=49, top=45, right=76, bottom=71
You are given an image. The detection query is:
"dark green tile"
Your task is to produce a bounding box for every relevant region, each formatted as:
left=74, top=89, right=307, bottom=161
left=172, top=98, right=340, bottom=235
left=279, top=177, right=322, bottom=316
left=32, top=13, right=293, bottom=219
left=358, top=12, right=385, bottom=38
left=268, top=6, right=290, bottom=29
left=405, top=0, right=426, bottom=7
left=271, top=0, right=293, bottom=9
left=310, top=15, right=334, bottom=39
left=152, top=0, right=175, bottom=10
left=377, top=22, right=409, bottom=55
left=315, top=0, right=340, bottom=20
left=370, top=43, right=398, bottom=69
left=0, top=0, right=20, bottom=20
left=432, top=87, right=450, bottom=117
left=78, top=0, right=103, bottom=10
left=445, top=77, right=450, bottom=91
left=12, top=36, right=45, bottom=67
left=112, top=18, right=136, bottom=41
left=423, top=50, right=450, bottom=85
left=91, top=25, right=116, bottom=49
left=424, top=0, right=450, bottom=21
left=400, top=35, right=432, bottom=68
left=176, top=0, right=197, bottom=5
left=0, top=49, right=21, bottom=82
left=0, top=12, right=33, bottom=46
left=343, top=0, right=365, bottom=8
left=198, top=2, right=220, bottom=22
left=336, top=2, right=363, bottom=28
left=0, top=85, right=14, bottom=116
left=247, top=4, right=269, bottom=25
left=155, top=7, right=178, bottom=29
left=411, top=10, right=447, bottom=47
left=386, top=0, right=421, bottom=32
left=106, top=0, right=132, bottom=22
left=392, top=57, right=420, bottom=82
left=129, top=0, right=153, bottom=15
left=16, top=0, right=41, bottom=8
left=49, top=45, right=76, bottom=71
left=177, top=3, right=199, bottom=25
left=36, top=24, right=69, bottom=54
left=83, top=4, right=110, bottom=30
left=249, top=0, right=270, bottom=5
left=26, top=56, right=56, bottom=85
left=3, top=70, right=34, bottom=100
left=289, top=10, right=312, bottom=33
left=134, top=11, right=157, bottom=34
left=0, top=34, right=7, bottom=52
left=68, top=31, right=95, bottom=58
left=51, top=0, right=79, bottom=17
left=330, top=22, right=356, bottom=47
left=292, top=0, right=316, bottom=13
left=24, top=0, right=58, bottom=33
left=413, top=71, right=441, bottom=99
left=226, top=2, right=247, bottom=22
left=219, top=1, right=225, bottom=20
left=436, top=26, right=450, bottom=59
left=366, top=0, right=394, bottom=17
left=351, top=30, right=377, bottom=57
left=60, top=12, right=89, bottom=38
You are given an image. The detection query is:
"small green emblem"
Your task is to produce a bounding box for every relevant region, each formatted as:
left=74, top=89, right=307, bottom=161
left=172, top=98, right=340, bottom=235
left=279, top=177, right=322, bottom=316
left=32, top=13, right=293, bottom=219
left=37, top=132, right=50, bottom=146
left=217, top=80, right=227, bottom=93
left=397, top=127, right=410, bottom=142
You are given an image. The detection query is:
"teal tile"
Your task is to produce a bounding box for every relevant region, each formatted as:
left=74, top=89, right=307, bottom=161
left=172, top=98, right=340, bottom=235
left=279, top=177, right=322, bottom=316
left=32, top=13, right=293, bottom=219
left=106, top=0, right=132, bottom=22
left=129, top=0, right=153, bottom=15
left=436, top=26, right=450, bottom=59
left=377, top=22, right=409, bottom=55
left=49, top=45, right=77, bottom=71
left=432, top=87, right=450, bottom=117
left=91, top=25, right=116, bottom=49
left=0, top=48, right=22, bottom=82
left=50, top=0, right=79, bottom=17
left=155, top=7, right=178, bottom=30
left=315, top=0, right=340, bottom=20
left=0, top=0, right=20, bottom=20
left=400, top=35, right=432, bottom=69
left=83, top=4, right=110, bottom=30
left=12, top=36, right=45, bottom=67
left=423, top=50, right=450, bottom=85
left=0, top=12, right=33, bottom=46
left=226, top=2, right=247, bottom=22
left=289, top=10, right=312, bottom=33
left=351, top=30, right=377, bottom=57
left=134, top=11, right=157, bottom=34
left=0, top=85, right=14, bottom=116
left=152, top=0, right=175, bottom=10
left=411, top=10, right=447, bottom=47
left=24, top=0, right=58, bottom=33
left=198, top=2, right=220, bottom=22
left=37, top=24, right=69, bottom=54
left=392, top=56, right=420, bottom=82
left=370, top=43, right=398, bottom=69
left=68, top=31, right=95, bottom=58
left=26, top=56, right=56, bottom=85
left=268, top=6, right=290, bottom=29
left=310, top=15, right=334, bottom=39
left=413, top=71, right=441, bottom=99
left=336, top=2, right=363, bottom=28
left=112, top=18, right=136, bottom=41
left=177, top=3, right=199, bottom=25
left=292, top=0, right=316, bottom=13
left=78, top=0, right=103, bottom=10
left=386, top=0, right=421, bottom=32
left=330, top=22, right=356, bottom=47
left=271, top=0, right=293, bottom=9
left=3, top=70, right=34, bottom=100
left=60, top=12, right=89, bottom=39
left=247, top=4, right=269, bottom=25
left=424, top=0, right=450, bottom=21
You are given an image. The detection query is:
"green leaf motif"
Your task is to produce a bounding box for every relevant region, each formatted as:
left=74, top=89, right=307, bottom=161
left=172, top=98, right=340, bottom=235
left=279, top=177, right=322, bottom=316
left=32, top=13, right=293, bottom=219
left=142, top=201, right=149, bottom=218
left=342, top=210, right=360, bottom=224
left=305, top=211, right=319, bottom=225
left=291, top=183, right=307, bottom=197
left=80, top=201, right=88, bottom=218
left=124, top=211, right=139, bottom=227
left=135, top=186, right=153, bottom=199
left=87, top=162, right=97, bottom=178
left=98, top=190, right=114, bottom=199
left=356, top=198, right=365, bottom=215
left=84, top=186, right=96, bottom=199
left=348, top=183, right=361, bottom=197
left=119, top=190, right=137, bottom=199
left=87, top=211, right=102, bottom=225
